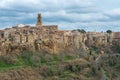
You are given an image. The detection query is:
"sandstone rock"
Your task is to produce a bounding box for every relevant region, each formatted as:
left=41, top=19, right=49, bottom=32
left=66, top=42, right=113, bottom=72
left=0, top=14, right=118, bottom=55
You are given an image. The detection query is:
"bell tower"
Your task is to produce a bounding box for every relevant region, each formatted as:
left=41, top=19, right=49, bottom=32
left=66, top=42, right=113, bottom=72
left=36, top=13, right=42, bottom=28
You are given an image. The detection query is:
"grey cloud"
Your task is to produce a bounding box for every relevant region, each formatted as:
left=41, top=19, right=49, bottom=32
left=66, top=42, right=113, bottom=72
left=103, top=8, right=120, bottom=21
left=66, top=7, right=99, bottom=13
left=105, top=14, right=120, bottom=21
left=0, top=0, right=120, bottom=31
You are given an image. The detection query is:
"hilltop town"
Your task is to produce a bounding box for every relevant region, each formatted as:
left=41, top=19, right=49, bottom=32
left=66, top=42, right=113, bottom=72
left=0, top=14, right=120, bottom=55
left=0, top=14, right=120, bottom=80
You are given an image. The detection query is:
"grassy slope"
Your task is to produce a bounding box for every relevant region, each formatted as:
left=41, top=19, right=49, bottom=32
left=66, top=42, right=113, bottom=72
left=0, top=50, right=119, bottom=80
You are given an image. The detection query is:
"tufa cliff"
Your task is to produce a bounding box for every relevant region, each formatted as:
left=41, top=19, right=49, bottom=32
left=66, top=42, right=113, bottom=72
left=0, top=14, right=119, bottom=55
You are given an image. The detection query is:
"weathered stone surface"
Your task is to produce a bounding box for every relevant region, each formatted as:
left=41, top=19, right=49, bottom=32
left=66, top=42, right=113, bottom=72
left=0, top=14, right=119, bottom=55
left=36, top=13, right=42, bottom=28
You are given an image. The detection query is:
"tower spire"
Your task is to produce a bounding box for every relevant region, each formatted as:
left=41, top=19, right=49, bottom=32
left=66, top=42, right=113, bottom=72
left=36, top=13, right=42, bottom=28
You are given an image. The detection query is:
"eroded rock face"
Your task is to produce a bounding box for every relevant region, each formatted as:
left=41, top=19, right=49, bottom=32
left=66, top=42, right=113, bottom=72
left=0, top=14, right=118, bottom=55
left=0, top=26, right=113, bottom=55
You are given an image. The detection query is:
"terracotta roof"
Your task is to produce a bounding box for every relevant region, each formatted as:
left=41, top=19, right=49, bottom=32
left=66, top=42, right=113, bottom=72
left=112, top=32, right=120, bottom=39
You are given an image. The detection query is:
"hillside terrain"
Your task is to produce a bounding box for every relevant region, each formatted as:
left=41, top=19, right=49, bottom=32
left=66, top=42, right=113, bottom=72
left=0, top=46, right=119, bottom=80
left=0, top=14, right=120, bottom=80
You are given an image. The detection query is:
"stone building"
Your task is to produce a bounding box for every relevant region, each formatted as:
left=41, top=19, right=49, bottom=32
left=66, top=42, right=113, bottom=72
left=112, top=32, right=120, bottom=44
left=36, top=13, right=42, bottom=28
left=0, top=13, right=119, bottom=55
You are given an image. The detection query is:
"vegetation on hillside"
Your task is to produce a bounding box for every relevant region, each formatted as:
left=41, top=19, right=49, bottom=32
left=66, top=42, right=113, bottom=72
left=0, top=48, right=119, bottom=80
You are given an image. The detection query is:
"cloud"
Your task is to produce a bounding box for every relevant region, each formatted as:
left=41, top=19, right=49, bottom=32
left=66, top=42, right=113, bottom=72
left=0, top=0, right=94, bottom=11
left=104, top=8, right=120, bottom=21
left=0, top=0, right=120, bottom=31
left=0, top=0, right=96, bottom=24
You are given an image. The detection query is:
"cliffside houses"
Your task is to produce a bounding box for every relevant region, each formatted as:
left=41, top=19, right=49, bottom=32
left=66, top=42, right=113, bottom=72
left=0, top=14, right=119, bottom=55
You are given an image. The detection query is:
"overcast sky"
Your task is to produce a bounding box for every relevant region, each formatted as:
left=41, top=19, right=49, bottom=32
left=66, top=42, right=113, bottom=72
left=0, top=0, right=120, bottom=31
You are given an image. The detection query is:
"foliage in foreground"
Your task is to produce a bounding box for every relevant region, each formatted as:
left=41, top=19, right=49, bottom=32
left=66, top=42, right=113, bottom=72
left=0, top=49, right=119, bottom=80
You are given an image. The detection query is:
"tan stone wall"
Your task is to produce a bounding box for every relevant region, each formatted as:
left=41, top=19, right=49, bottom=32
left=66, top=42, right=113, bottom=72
left=0, top=25, right=118, bottom=55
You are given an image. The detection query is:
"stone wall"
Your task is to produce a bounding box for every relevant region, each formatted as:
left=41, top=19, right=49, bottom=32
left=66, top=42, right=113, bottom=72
left=0, top=13, right=119, bottom=55
left=0, top=26, right=115, bottom=55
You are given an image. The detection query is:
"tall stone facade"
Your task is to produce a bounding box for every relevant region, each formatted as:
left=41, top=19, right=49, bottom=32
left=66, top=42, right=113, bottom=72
left=36, top=14, right=42, bottom=28
left=0, top=13, right=119, bottom=55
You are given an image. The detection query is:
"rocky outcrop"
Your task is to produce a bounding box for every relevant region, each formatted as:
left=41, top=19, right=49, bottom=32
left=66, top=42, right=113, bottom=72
left=0, top=14, right=118, bottom=55
left=0, top=27, right=112, bottom=55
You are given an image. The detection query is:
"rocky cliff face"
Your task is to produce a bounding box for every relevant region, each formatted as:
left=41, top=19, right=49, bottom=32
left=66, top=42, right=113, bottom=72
left=0, top=25, right=114, bottom=55
left=0, top=13, right=119, bottom=55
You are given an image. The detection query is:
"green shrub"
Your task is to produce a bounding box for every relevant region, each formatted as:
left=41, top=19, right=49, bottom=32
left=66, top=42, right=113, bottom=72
left=111, top=44, right=120, bottom=53
left=40, top=65, right=54, bottom=77
left=30, top=55, right=41, bottom=66
left=66, top=64, right=81, bottom=72
left=0, top=55, right=18, bottom=67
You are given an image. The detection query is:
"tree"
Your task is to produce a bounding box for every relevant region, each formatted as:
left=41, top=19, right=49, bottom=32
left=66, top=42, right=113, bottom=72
left=77, top=29, right=86, bottom=33
left=106, top=30, right=112, bottom=34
